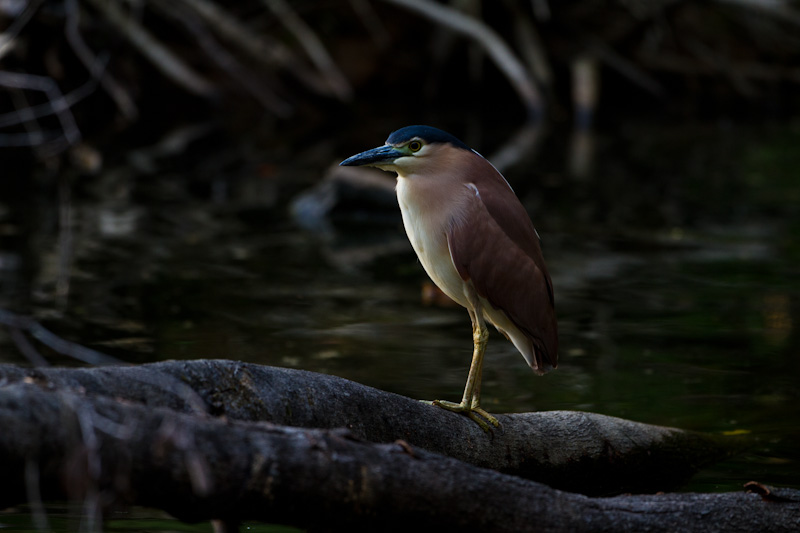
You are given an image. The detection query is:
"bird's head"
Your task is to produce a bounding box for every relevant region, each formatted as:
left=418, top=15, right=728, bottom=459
left=340, top=125, right=471, bottom=177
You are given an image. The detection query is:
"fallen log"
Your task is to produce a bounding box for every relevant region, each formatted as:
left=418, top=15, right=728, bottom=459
left=0, top=359, right=746, bottom=495
left=0, top=380, right=797, bottom=533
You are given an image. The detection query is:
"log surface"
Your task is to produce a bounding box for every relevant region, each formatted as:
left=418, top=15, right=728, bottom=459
left=0, top=359, right=744, bottom=495
left=1, top=360, right=796, bottom=532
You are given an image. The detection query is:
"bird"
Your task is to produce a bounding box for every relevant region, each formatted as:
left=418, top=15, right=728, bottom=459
left=340, top=125, right=557, bottom=430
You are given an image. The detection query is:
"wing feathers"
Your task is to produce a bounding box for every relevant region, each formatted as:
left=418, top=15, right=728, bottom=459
left=447, top=185, right=558, bottom=370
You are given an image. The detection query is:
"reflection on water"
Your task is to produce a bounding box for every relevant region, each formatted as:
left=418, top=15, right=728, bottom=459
left=0, top=121, right=798, bottom=506
left=0, top=504, right=299, bottom=532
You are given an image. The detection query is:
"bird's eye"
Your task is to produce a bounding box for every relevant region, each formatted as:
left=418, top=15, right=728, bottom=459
left=408, top=141, right=423, bottom=153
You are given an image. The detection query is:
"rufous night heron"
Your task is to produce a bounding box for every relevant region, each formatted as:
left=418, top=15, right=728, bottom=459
left=340, top=125, right=558, bottom=430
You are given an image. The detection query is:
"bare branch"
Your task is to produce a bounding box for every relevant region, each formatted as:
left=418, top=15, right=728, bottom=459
left=8, top=328, right=49, bottom=367
left=512, top=9, right=553, bottom=88
left=488, top=122, right=545, bottom=173
left=0, top=73, right=93, bottom=129
left=171, top=0, right=338, bottom=97
left=151, top=0, right=293, bottom=116
left=56, top=174, right=73, bottom=308
left=84, top=0, right=216, bottom=98
left=589, top=38, right=666, bottom=97
left=262, top=0, right=352, bottom=100
left=348, top=0, right=391, bottom=47
left=715, top=0, right=800, bottom=26
left=23, top=460, right=50, bottom=532
left=64, top=0, right=138, bottom=121
left=0, top=0, right=43, bottom=60
left=0, top=308, right=122, bottom=366
left=382, top=0, right=544, bottom=119
left=0, top=70, right=83, bottom=153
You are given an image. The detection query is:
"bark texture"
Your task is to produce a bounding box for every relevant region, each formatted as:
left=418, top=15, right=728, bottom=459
left=1, top=360, right=795, bottom=532
left=0, top=359, right=743, bottom=495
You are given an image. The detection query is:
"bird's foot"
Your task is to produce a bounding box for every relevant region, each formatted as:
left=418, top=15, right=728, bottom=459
left=425, top=399, right=500, bottom=432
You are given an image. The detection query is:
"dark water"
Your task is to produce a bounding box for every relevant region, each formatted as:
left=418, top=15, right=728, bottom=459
left=1, top=119, right=798, bottom=529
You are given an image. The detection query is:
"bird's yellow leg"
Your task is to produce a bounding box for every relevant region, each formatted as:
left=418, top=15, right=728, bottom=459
left=470, top=336, right=484, bottom=410
left=461, top=318, right=487, bottom=406
left=432, top=313, right=499, bottom=431
left=465, top=321, right=499, bottom=428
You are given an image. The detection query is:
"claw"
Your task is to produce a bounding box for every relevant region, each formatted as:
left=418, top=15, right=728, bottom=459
left=470, top=406, right=500, bottom=428
left=429, top=399, right=500, bottom=432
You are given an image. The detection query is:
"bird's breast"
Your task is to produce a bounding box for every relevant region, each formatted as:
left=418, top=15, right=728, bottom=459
left=396, top=176, right=469, bottom=308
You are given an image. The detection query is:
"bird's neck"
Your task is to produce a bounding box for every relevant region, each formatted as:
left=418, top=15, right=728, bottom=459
left=396, top=173, right=463, bottom=212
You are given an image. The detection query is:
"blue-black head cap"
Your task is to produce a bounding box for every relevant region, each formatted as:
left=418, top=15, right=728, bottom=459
left=386, top=125, right=471, bottom=151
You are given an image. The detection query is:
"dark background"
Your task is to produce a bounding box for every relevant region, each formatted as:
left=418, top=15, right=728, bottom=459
left=1, top=1, right=798, bottom=528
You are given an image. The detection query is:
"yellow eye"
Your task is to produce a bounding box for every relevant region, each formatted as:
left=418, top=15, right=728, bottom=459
left=408, top=140, right=423, bottom=153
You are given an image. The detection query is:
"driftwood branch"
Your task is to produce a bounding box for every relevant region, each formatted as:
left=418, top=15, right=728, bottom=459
left=0, top=361, right=797, bottom=532
left=1, top=359, right=745, bottom=496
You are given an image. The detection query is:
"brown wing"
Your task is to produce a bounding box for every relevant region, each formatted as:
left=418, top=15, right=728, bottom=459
left=462, top=153, right=554, bottom=307
left=447, top=180, right=558, bottom=370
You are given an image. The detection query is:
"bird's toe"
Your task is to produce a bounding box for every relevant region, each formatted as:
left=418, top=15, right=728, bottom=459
left=428, top=399, right=500, bottom=433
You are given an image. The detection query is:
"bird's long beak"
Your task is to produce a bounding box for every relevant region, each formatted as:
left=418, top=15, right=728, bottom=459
left=340, top=144, right=404, bottom=167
